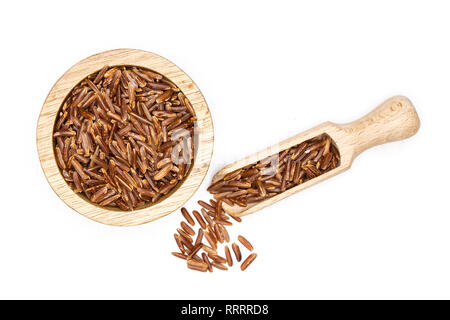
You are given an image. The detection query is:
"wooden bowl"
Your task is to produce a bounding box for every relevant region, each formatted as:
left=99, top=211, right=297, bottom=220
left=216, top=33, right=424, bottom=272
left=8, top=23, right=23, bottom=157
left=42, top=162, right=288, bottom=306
left=36, top=49, right=214, bottom=226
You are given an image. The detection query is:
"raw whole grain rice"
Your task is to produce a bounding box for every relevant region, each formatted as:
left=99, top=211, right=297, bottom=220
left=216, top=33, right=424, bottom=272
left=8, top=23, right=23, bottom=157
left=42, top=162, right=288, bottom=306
left=240, top=253, right=257, bottom=271
left=188, top=243, right=202, bottom=258
left=207, top=134, right=340, bottom=208
left=202, top=252, right=213, bottom=272
left=232, top=243, right=242, bottom=262
left=201, top=244, right=217, bottom=256
left=172, top=252, right=188, bottom=260
left=238, top=235, right=254, bottom=251
left=53, top=65, right=196, bottom=211
left=170, top=135, right=339, bottom=272
left=211, top=261, right=228, bottom=271
left=200, top=209, right=214, bottom=226
left=224, top=245, right=233, bottom=267
left=192, top=210, right=207, bottom=229
left=209, top=254, right=227, bottom=264
left=219, top=224, right=230, bottom=243
left=204, top=231, right=218, bottom=250
left=181, top=207, right=195, bottom=226
left=187, top=259, right=208, bottom=272
left=180, top=221, right=195, bottom=236
left=198, top=200, right=216, bottom=212
left=172, top=201, right=257, bottom=272
left=194, top=228, right=203, bottom=246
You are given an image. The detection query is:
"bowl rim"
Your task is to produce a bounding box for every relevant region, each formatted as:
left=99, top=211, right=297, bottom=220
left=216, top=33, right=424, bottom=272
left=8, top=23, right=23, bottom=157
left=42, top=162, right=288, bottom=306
left=36, top=48, right=214, bottom=226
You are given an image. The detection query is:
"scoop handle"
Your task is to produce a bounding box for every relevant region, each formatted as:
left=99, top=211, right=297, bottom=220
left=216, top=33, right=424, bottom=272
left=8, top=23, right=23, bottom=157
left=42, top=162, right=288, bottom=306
left=341, top=96, right=420, bottom=156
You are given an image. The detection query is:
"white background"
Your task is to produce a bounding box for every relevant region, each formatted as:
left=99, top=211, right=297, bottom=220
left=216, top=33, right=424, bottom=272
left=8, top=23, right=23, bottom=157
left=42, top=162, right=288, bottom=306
left=0, top=0, right=449, bottom=299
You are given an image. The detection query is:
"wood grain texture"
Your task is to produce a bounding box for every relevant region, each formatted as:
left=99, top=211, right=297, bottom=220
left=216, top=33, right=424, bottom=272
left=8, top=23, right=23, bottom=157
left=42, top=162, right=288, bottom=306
left=213, top=96, right=420, bottom=216
left=36, top=49, right=214, bottom=226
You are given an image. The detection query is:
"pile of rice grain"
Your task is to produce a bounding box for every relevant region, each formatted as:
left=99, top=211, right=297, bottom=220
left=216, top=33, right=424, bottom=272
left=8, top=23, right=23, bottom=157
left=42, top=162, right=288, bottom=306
left=53, top=65, right=196, bottom=211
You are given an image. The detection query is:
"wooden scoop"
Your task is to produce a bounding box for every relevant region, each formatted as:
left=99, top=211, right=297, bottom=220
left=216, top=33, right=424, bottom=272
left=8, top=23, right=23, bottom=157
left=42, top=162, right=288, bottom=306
left=212, top=96, right=420, bottom=216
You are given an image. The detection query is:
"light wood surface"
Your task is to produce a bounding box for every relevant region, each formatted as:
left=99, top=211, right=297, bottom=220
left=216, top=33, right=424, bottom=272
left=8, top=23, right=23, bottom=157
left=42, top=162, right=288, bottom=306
left=213, top=96, right=420, bottom=216
left=36, top=49, right=214, bottom=226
